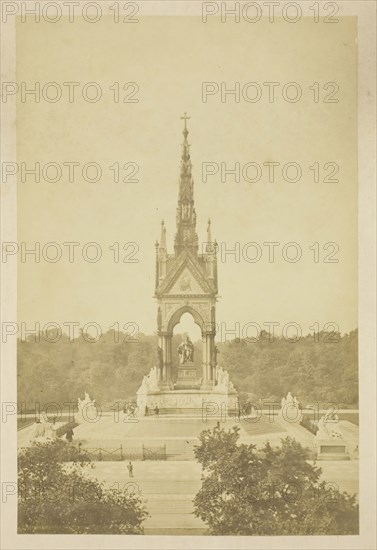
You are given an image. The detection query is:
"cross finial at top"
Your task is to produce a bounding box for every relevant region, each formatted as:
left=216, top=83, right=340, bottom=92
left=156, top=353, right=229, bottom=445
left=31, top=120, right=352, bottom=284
left=180, top=112, right=190, bottom=130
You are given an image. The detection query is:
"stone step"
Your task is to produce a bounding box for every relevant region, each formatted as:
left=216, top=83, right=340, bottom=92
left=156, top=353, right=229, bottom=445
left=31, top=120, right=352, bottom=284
left=139, top=481, right=202, bottom=494
left=95, top=479, right=202, bottom=494
left=144, top=528, right=206, bottom=535
left=141, top=413, right=229, bottom=418
left=143, top=513, right=205, bottom=529
left=145, top=499, right=196, bottom=514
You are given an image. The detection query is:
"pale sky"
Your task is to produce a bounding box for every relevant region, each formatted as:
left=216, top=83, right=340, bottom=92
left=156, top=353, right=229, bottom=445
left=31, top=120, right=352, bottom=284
left=16, top=16, right=357, bottom=337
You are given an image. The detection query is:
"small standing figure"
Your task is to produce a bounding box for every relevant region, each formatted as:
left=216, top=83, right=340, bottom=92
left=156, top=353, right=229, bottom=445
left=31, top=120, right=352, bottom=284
left=154, top=405, right=159, bottom=418
left=65, top=426, right=74, bottom=443
left=127, top=461, right=134, bottom=478
left=145, top=405, right=149, bottom=417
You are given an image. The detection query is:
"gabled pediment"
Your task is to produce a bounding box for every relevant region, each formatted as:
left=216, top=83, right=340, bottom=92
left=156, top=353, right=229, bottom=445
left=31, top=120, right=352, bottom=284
left=157, top=251, right=214, bottom=296
left=169, top=266, right=205, bottom=294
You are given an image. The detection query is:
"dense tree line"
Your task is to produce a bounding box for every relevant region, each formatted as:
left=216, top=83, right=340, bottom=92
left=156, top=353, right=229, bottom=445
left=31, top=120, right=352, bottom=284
left=193, top=426, right=358, bottom=535
left=221, top=329, right=358, bottom=407
left=17, top=328, right=358, bottom=410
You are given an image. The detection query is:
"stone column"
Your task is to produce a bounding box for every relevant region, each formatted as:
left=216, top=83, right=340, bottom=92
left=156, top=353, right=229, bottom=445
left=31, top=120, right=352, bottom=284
left=157, top=358, right=163, bottom=382
left=201, top=331, right=215, bottom=388
left=162, top=336, right=167, bottom=381
left=158, top=332, right=165, bottom=382
left=208, top=333, right=215, bottom=382
left=157, top=334, right=163, bottom=381
left=202, top=334, right=207, bottom=384
left=166, top=333, right=173, bottom=384
left=158, top=331, right=173, bottom=388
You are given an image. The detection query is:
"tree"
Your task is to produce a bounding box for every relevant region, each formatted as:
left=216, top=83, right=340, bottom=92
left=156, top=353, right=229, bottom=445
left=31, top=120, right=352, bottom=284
left=18, top=440, right=148, bottom=534
left=193, top=426, right=358, bottom=535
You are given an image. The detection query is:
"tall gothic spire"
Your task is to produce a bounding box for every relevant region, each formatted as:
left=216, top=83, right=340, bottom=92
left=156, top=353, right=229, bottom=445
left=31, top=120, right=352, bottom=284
left=207, top=219, right=212, bottom=243
left=160, top=220, right=167, bottom=250
left=174, top=113, right=198, bottom=256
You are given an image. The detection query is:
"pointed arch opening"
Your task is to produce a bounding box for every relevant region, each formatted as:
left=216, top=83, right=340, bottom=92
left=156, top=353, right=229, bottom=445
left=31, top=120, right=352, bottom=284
left=166, top=305, right=204, bottom=335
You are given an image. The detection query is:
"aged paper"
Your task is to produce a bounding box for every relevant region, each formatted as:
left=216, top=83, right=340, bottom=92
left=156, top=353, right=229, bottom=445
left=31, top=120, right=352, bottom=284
left=1, top=1, right=376, bottom=548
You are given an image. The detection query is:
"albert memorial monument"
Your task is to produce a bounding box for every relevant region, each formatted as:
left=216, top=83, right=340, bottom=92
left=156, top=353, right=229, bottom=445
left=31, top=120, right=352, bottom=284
left=137, top=115, right=237, bottom=413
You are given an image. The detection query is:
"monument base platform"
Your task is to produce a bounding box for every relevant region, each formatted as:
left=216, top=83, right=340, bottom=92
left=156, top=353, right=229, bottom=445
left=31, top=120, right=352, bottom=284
left=137, top=388, right=238, bottom=415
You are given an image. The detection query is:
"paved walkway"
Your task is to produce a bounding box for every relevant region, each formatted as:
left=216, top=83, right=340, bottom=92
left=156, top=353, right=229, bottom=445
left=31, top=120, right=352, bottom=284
left=315, top=460, right=359, bottom=499
left=72, top=413, right=310, bottom=449
left=337, top=420, right=359, bottom=450
left=74, top=414, right=239, bottom=440
left=89, top=461, right=205, bottom=534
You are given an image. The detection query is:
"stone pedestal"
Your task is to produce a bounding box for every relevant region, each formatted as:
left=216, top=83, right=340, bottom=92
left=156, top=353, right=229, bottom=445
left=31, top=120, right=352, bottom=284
left=315, top=438, right=350, bottom=460
left=175, top=361, right=198, bottom=389
left=137, top=387, right=238, bottom=416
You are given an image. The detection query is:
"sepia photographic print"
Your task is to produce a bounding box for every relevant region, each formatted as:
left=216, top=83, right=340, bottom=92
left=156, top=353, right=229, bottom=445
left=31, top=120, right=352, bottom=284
left=1, top=1, right=376, bottom=549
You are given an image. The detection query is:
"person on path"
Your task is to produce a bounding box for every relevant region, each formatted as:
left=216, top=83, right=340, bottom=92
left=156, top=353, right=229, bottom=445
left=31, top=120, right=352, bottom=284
left=65, top=426, right=74, bottom=442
